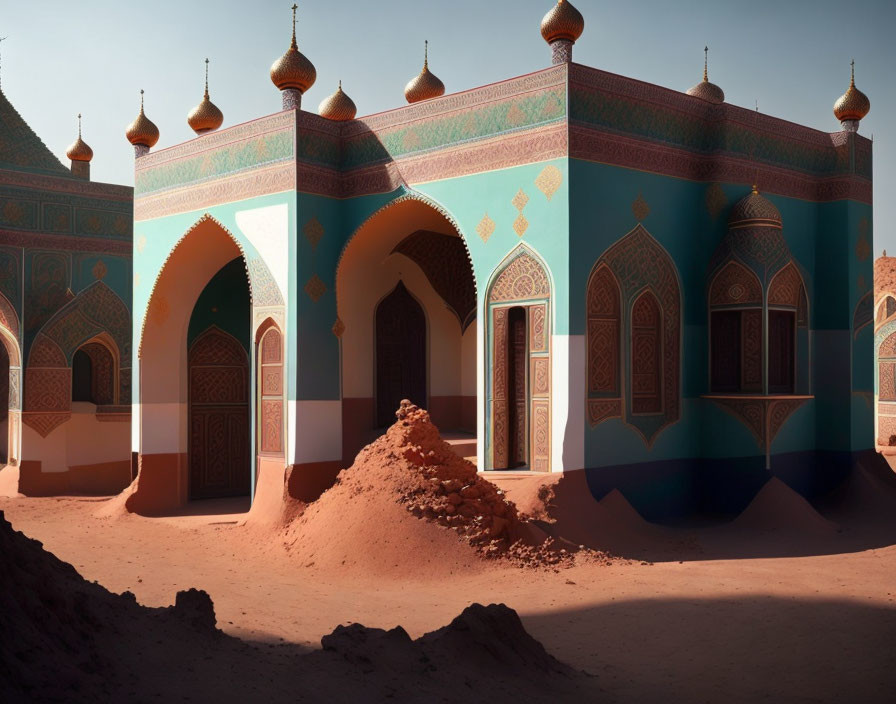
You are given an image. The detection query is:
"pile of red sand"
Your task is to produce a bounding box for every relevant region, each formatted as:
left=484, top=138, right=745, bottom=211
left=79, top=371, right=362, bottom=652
left=0, top=510, right=592, bottom=702
left=732, top=478, right=840, bottom=537
left=282, top=402, right=589, bottom=575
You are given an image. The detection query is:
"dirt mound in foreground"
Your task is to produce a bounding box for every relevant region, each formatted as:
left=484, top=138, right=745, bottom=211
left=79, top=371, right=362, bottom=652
left=283, top=402, right=592, bottom=575
left=733, top=478, right=840, bottom=536
left=0, top=510, right=592, bottom=703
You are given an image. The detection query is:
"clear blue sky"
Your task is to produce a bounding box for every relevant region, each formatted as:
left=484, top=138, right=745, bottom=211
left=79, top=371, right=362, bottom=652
left=2, top=0, right=892, bottom=251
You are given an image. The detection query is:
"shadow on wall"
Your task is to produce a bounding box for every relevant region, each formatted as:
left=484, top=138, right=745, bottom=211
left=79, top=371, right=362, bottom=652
left=521, top=596, right=895, bottom=703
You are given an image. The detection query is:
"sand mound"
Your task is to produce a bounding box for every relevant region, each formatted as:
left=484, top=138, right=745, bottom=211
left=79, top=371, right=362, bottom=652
left=283, top=402, right=582, bottom=576
left=503, top=469, right=674, bottom=557
left=733, top=478, right=840, bottom=536
left=0, top=510, right=591, bottom=702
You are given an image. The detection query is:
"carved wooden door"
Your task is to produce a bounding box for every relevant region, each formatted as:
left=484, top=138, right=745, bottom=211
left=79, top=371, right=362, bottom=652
left=768, top=310, right=795, bottom=394
left=376, top=282, right=426, bottom=427
left=188, top=327, right=250, bottom=499
left=507, top=307, right=528, bottom=468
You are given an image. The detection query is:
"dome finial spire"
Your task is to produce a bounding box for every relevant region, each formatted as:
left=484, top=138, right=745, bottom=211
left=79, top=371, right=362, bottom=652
left=850, top=58, right=855, bottom=87
left=424, top=39, right=429, bottom=69
left=405, top=40, right=445, bottom=103
left=204, top=58, right=210, bottom=99
left=703, top=46, right=709, bottom=82
left=77, top=113, right=82, bottom=138
left=188, top=58, right=224, bottom=134
left=686, top=46, right=725, bottom=103
left=291, top=3, right=298, bottom=48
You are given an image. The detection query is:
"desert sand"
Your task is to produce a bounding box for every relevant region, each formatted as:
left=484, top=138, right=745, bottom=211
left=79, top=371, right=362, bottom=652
left=3, top=406, right=896, bottom=702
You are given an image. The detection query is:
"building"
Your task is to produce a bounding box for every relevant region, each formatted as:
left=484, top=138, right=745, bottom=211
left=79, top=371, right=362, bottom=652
left=122, top=1, right=873, bottom=519
left=874, top=255, right=896, bottom=448
left=0, top=81, right=133, bottom=495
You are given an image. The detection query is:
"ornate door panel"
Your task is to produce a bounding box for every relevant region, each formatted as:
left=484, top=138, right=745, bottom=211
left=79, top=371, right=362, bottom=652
left=631, top=293, right=662, bottom=414
left=491, top=307, right=509, bottom=470
left=528, top=304, right=550, bottom=471
left=258, top=327, right=284, bottom=456
left=189, top=327, right=250, bottom=499
left=376, top=282, right=426, bottom=427
left=768, top=310, right=795, bottom=394
left=710, top=310, right=741, bottom=392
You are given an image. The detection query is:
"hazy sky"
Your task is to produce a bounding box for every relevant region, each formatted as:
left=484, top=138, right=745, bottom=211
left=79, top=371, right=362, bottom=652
left=2, top=0, right=892, bottom=251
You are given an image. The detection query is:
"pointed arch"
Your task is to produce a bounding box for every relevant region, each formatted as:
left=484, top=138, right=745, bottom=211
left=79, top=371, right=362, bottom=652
left=590, top=224, right=682, bottom=446
left=768, top=262, right=804, bottom=308
left=709, top=260, right=763, bottom=307
left=256, top=319, right=284, bottom=457
left=486, top=243, right=552, bottom=471
left=631, top=290, right=663, bottom=415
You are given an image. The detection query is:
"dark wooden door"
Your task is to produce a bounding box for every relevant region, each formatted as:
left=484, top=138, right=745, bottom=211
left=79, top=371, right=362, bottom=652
left=768, top=310, right=795, bottom=394
left=188, top=327, right=250, bottom=499
left=507, top=306, right=528, bottom=468
left=376, top=282, right=426, bottom=427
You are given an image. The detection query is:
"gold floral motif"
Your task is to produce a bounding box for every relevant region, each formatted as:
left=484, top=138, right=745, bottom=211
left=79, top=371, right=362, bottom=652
left=512, top=189, right=530, bottom=213
left=513, top=214, right=529, bottom=237
left=632, top=192, right=650, bottom=222
left=535, top=165, right=562, bottom=201
left=92, top=260, right=108, bottom=281
left=304, top=217, right=324, bottom=250
left=134, top=273, right=141, bottom=287
left=136, top=235, right=147, bottom=253
left=304, top=274, right=327, bottom=302
left=705, top=182, right=727, bottom=218
left=477, top=213, right=496, bottom=243
left=332, top=318, right=345, bottom=338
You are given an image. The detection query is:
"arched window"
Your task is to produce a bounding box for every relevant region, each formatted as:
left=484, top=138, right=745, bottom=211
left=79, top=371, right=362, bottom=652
left=585, top=225, right=681, bottom=445
left=258, top=325, right=284, bottom=456
left=72, top=342, right=115, bottom=405
left=631, top=292, right=662, bottom=414
left=768, top=263, right=803, bottom=395
left=708, top=261, right=763, bottom=393
left=880, top=331, right=896, bottom=403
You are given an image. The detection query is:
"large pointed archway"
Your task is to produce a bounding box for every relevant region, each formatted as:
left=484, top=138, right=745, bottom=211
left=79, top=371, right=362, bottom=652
left=132, top=216, right=254, bottom=513
left=336, top=194, right=478, bottom=463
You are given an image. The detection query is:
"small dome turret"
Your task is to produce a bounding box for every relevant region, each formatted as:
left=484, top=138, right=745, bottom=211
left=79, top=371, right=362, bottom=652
left=125, top=90, right=160, bottom=154
left=833, top=60, right=870, bottom=131
left=319, top=81, right=357, bottom=121
left=541, top=0, right=584, bottom=64
left=66, top=114, right=93, bottom=162
left=686, top=47, right=725, bottom=104
left=270, top=3, right=316, bottom=110
left=405, top=40, right=445, bottom=104
left=187, top=59, right=224, bottom=135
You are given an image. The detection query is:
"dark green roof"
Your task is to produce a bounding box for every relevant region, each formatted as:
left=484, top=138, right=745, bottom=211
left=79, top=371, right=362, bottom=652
left=0, top=87, right=72, bottom=177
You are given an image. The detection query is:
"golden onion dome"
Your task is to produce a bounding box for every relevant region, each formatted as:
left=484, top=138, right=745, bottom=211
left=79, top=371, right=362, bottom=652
left=319, top=81, right=357, bottom=121
left=66, top=114, right=93, bottom=162
left=405, top=41, right=445, bottom=104
left=833, top=61, right=870, bottom=122
left=187, top=59, right=224, bottom=134
left=729, top=186, right=782, bottom=229
left=270, top=4, right=317, bottom=93
left=541, top=0, right=585, bottom=44
left=686, top=48, right=725, bottom=104
left=125, top=90, right=160, bottom=148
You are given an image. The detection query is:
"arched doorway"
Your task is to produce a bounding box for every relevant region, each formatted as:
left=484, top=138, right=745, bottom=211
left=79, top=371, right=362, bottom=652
left=375, top=281, right=426, bottom=427
left=337, top=196, right=477, bottom=462
left=187, top=257, right=251, bottom=500
left=487, top=247, right=551, bottom=472
left=136, top=216, right=256, bottom=513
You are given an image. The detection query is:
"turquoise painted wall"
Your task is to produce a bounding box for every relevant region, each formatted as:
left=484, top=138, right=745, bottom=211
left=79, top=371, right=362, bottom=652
left=187, top=257, right=251, bottom=353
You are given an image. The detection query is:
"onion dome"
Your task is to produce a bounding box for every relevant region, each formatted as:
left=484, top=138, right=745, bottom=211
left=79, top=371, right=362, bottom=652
left=66, top=114, right=93, bottom=162
left=405, top=40, right=445, bottom=104
left=187, top=59, right=224, bottom=135
left=728, top=185, right=782, bottom=229
left=125, top=90, right=160, bottom=148
left=270, top=3, right=317, bottom=94
left=833, top=60, right=870, bottom=123
left=319, top=81, right=357, bottom=121
left=540, top=0, right=585, bottom=44
left=686, top=47, right=725, bottom=104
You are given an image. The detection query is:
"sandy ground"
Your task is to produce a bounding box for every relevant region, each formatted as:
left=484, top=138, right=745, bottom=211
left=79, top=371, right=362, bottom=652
left=3, top=484, right=895, bottom=703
